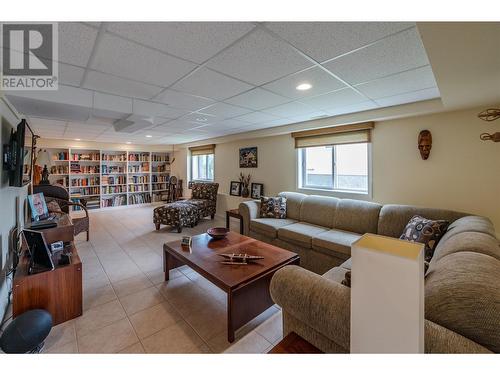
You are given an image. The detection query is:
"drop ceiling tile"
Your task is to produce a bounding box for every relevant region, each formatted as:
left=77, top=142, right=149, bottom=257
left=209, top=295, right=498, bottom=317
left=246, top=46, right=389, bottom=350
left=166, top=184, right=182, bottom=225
left=91, top=34, right=196, bottom=87
left=324, top=101, right=379, bottom=116
left=83, top=71, right=162, bottom=99
left=154, top=120, right=195, bottom=132
left=374, top=87, right=440, bottom=107
left=171, top=68, right=253, bottom=101
left=29, top=117, right=67, bottom=128
left=58, top=22, right=99, bottom=66
left=233, top=111, right=281, bottom=124
left=107, top=22, right=255, bottom=64
left=261, top=101, right=319, bottom=118
left=224, top=88, right=291, bottom=110
left=263, top=67, right=346, bottom=100
left=264, top=22, right=414, bottom=63
left=94, top=92, right=133, bottom=113
left=300, top=88, right=368, bottom=111
left=355, top=66, right=438, bottom=99
left=132, top=99, right=172, bottom=117
left=154, top=106, right=191, bottom=119
left=200, top=102, right=251, bottom=119
left=207, top=29, right=313, bottom=85
left=7, top=96, right=91, bottom=122
left=288, top=111, right=331, bottom=123
left=180, top=112, right=218, bottom=126
left=323, top=28, right=429, bottom=85
left=216, top=119, right=253, bottom=129
left=154, top=89, right=214, bottom=110
left=59, top=64, right=85, bottom=86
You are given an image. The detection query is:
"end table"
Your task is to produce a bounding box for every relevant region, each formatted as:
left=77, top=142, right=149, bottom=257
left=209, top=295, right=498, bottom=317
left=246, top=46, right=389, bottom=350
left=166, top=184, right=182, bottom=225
left=226, top=209, right=243, bottom=234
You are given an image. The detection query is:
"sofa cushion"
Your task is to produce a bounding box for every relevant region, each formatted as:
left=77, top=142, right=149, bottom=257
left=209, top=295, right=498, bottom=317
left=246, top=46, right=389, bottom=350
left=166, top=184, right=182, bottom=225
left=278, top=192, right=307, bottom=220
left=278, top=222, right=329, bottom=248
left=332, top=199, right=381, bottom=234
left=377, top=204, right=467, bottom=238
left=299, top=195, right=340, bottom=228
left=438, top=216, right=496, bottom=244
left=260, top=196, right=287, bottom=219
left=340, top=258, right=352, bottom=270
left=249, top=218, right=297, bottom=238
left=322, top=266, right=350, bottom=284
left=312, top=229, right=362, bottom=257
left=400, top=215, right=450, bottom=261
left=425, top=251, right=500, bottom=353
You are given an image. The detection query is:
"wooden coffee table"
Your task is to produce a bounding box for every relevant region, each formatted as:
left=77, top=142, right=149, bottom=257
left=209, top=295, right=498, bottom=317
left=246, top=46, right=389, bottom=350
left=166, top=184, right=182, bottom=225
left=163, top=231, right=300, bottom=342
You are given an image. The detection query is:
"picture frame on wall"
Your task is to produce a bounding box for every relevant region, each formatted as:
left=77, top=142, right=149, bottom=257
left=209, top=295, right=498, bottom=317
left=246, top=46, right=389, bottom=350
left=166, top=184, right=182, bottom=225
left=251, top=183, right=264, bottom=199
left=230, top=181, right=242, bottom=196
left=239, top=147, right=258, bottom=168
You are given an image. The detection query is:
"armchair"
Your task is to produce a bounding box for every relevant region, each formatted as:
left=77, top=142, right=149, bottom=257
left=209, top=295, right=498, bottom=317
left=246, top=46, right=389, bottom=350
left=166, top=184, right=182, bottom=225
left=179, top=182, right=219, bottom=219
left=33, top=184, right=90, bottom=241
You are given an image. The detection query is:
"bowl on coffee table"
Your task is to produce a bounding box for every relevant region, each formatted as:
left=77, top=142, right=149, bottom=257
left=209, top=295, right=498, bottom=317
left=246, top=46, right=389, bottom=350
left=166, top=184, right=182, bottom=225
left=207, top=227, right=229, bottom=240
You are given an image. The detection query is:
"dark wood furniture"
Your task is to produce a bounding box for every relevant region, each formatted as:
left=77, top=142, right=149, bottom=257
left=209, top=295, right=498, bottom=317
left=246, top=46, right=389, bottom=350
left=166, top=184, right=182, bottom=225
left=268, top=332, right=323, bottom=354
left=163, top=231, right=299, bottom=342
left=226, top=209, right=243, bottom=234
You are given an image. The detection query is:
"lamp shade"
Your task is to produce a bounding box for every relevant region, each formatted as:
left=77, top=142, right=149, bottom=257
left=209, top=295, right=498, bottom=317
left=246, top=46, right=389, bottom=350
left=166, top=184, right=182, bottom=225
left=36, top=149, right=52, bottom=166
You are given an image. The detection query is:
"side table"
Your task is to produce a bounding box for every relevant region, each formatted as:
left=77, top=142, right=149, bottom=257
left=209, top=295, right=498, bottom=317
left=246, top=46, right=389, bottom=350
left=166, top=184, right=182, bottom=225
left=226, top=209, right=243, bottom=234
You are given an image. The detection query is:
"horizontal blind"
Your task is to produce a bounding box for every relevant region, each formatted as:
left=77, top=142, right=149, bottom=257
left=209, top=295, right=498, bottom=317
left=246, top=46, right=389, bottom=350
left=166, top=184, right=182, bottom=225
left=292, top=122, right=374, bottom=148
left=189, top=144, right=215, bottom=156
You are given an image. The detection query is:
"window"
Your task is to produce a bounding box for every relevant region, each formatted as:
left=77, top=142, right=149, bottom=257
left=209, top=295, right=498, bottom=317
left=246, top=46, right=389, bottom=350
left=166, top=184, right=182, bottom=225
left=299, top=143, right=369, bottom=194
left=191, top=153, right=214, bottom=181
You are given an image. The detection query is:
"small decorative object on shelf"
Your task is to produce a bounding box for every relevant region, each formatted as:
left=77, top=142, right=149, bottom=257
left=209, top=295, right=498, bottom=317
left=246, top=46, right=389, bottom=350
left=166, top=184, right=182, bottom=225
left=251, top=183, right=264, bottom=199
left=218, top=253, right=264, bottom=265
left=181, top=236, right=192, bottom=248
left=207, top=227, right=229, bottom=240
left=418, top=130, right=432, bottom=160
left=239, top=146, right=258, bottom=168
left=230, top=181, right=241, bottom=196
left=239, top=173, right=251, bottom=197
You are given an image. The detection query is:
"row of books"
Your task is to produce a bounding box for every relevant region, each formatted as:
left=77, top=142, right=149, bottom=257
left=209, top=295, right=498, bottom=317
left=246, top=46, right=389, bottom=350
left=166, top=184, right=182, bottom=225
left=102, top=185, right=127, bottom=194
left=152, top=174, right=169, bottom=183
left=52, top=151, right=69, bottom=160
left=102, top=175, right=126, bottom=185
left=128, top=184, right=150, bottom=192
left=102, top=165, right=126, bottom=174
left=71, top=152, right=100, bottom=161
left=101, top=195, right=127, bottom=207
left=128, top=153, right=149, bottom=162
left=152, top=183, right=168, bottom=191
left=70, top=177, right=99, bottom=187
left=129, top=193, right=151, bottom=205
left=129, top=175, right=149, bottom=184
left=71, top=186, right=100, bottom=195
left=151, top=154, right=169, bottom=162
left=50, top=165, right=69, bottom=174
left=128, top=163, right=149, bottom=173
left=102, top=154, right=127, bottom=162
left=71, top=163, right=99, bottom=174
left=152, top=165, right=170, bottom=173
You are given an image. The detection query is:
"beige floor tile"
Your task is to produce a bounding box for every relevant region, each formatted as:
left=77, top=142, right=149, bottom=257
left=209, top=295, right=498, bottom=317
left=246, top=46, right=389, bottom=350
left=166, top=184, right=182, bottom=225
left=44, top=320, right=76, bottom=351
left=155, top=274, right=195, bottom=301
left=118, top=342, right=145, bottom=354
left=130, top=251, right=163, bottom=272
left=236, top=305, right=280, bottom=338
left=78, top=318, right=139, bottom=353
left=119, top=286, right=164, bottom=316
left=129, top=301, right=181, bottom=339
left=223, top=331, right=272, bottom=354
left=44, top=340, right=78, bottom=354
left=83, top=271, right=110, bottom=291
left=183, top=303, right=226, bottom=341
left=141, top=321, right=206, bottom=354
left=168, top=285, right=221, bottom=317
left=145, top=267, right=183, bottom=285
left=83, top=284, right=117, bottom=311
left=75, top=299, right=126, bottom=338
left=112, top=274, right=154, bottom=298
left=255, top=311, right=283, bottom=343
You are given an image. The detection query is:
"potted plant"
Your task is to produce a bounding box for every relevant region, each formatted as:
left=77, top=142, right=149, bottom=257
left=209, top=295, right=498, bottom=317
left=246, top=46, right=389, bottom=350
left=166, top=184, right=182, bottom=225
left=239, top=173, right=251, bottom=198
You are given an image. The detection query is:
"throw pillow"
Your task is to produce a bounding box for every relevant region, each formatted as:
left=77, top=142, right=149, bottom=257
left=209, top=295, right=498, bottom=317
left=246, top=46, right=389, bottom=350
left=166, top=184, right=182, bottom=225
left=259, top=196, right=287, bottom=219
left=46, top=199, right=62, bottom=213
left=400, top=215, right=450, bottom=262
left=341, top=270, right=351, bottom=288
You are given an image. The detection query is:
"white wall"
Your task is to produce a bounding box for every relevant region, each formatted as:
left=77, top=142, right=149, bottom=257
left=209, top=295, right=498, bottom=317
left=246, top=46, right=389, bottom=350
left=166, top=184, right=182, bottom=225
left=0, top=97, right=27, bottom=322
left=174, top=105, right=500, bottom=236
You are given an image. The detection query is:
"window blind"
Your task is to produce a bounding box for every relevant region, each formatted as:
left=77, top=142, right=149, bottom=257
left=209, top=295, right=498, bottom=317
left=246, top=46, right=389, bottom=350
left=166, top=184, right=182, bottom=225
left=292, top=122, right=374, bottom=148
left=189, top=144, right=216, bottom=156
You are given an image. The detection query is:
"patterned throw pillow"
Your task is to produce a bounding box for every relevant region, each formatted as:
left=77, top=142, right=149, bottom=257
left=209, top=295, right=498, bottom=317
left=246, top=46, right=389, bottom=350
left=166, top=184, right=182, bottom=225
left=400, top=215, right=450, bottom=261
left=259, top=196, right=287, bottom=219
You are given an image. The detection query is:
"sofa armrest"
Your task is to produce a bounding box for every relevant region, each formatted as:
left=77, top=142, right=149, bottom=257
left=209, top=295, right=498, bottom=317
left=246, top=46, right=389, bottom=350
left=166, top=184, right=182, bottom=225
left=424, top=320, right=491, bottom=353
left=270, top=265, right=351, bottom=350
left=238, top=200, right=260, bottom=235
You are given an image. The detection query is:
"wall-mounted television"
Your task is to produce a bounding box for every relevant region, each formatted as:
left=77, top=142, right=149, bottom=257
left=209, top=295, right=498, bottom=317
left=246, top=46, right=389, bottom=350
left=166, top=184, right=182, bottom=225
left=2, top=119, right=36, bottom=187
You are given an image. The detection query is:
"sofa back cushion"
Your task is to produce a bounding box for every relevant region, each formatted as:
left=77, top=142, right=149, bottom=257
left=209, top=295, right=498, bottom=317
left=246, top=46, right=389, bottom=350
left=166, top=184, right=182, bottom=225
left=299, top=195, right=339, bottom=228
left=278, top=192, right=307, bottom=220
left=425, top=251, right=500, bottom=353
left=438, top=215, right=496, bottom=244
left=377, top=204, right=467, bottom=238
left=332, top=199, right=381, bottom=234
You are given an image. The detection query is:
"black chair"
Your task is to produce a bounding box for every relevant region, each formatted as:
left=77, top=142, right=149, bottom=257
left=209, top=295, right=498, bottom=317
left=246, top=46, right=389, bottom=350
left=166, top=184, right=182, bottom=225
left=0, top=309, right=52, bottom=353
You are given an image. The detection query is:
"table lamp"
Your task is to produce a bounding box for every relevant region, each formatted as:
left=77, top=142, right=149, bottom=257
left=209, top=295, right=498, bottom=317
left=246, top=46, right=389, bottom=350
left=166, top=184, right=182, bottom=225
left=350, top=233, right=425, bottom=353
left=36, top=149, right=52, bottom=185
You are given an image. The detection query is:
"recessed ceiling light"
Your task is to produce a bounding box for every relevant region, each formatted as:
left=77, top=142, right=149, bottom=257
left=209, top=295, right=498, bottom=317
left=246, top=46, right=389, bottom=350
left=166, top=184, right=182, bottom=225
left=296, top=83, right=312, bottom=91
left=145, top=135, right=152, bottom=138
left=74, top=138, right=81, bottom=141
left=126, top=141, right=132, bottom=144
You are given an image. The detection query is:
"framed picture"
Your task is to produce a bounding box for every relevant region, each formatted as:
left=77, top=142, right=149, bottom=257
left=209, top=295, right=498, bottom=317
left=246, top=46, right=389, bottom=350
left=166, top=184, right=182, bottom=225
left=188, top=181, right=194, bottom=189
left=251, top=183, right=264, bottom=199
left=230, top=181, right=241, bottom=196
left=239, top=147, right=258, bottom=168
left=28, top=192, right=49, bottom=221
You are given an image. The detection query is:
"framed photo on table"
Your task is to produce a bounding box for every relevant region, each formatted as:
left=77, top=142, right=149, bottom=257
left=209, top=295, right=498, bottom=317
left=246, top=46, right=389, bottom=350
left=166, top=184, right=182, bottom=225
left=251, top=183, right=264, bottom=199
left=230, top=181, right=241, bottom=196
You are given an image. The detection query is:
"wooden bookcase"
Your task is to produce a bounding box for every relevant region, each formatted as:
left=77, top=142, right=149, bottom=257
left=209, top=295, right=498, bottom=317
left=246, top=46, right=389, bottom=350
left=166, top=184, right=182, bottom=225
left=39, top=148, right=171, bottom=210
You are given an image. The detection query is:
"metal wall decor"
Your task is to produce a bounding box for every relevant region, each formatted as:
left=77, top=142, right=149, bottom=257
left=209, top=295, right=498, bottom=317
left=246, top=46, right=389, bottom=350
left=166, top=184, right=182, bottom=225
left=478, top=108, right=500, bottom=142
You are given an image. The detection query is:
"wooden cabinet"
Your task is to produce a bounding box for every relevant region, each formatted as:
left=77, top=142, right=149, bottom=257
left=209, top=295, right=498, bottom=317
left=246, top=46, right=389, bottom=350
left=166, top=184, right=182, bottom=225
left=12, top=243, right=83, bottom=326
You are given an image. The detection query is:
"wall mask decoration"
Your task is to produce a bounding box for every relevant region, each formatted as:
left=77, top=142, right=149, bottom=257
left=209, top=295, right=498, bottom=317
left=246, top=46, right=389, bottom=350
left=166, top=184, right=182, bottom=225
left=418, top=130, right=432, bottom=160
left=478, top=108, right=500, bottom=142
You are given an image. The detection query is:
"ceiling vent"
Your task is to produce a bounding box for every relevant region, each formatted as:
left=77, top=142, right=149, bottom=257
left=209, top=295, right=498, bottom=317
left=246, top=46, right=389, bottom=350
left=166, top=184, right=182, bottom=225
left=113, top=115, right=155, bottom=133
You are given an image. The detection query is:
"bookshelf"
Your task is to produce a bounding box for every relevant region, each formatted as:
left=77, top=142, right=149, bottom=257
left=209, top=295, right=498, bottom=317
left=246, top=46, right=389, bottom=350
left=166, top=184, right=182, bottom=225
left=40, top=148, right=171, bottom=211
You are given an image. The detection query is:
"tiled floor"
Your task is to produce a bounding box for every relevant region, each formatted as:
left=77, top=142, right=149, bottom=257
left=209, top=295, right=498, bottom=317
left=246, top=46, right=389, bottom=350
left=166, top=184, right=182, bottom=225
left=43, top=204, right=283, bottom=354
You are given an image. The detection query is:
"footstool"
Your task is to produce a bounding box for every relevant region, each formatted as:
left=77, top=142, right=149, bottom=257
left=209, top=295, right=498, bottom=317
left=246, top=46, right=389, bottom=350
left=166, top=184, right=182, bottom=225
left=154, top=201, right=200, bottom=233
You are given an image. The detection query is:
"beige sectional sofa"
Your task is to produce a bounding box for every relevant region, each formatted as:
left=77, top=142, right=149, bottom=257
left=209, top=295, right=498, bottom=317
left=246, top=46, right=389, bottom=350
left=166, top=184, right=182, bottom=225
left=238, top=192, right=500, bottom=353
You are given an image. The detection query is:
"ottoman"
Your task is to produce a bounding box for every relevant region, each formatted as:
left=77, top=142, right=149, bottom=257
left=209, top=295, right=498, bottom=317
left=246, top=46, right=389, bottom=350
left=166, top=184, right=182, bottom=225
left=154, top=201, right=200, bottom=233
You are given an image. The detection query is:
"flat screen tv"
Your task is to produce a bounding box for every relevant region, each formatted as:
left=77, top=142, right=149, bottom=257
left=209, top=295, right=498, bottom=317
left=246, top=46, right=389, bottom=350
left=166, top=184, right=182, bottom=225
left=2, top=119, right=35, bottom=187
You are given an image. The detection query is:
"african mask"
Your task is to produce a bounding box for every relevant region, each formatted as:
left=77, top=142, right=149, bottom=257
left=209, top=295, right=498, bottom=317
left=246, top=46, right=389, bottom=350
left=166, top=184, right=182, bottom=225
left=418, top=130, right=432, bottom=160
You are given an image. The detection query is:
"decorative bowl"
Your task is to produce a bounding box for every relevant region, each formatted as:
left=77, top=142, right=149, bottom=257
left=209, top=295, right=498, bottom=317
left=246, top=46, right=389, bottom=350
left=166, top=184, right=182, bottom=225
left=207, top=227, right=229, bottom=240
